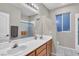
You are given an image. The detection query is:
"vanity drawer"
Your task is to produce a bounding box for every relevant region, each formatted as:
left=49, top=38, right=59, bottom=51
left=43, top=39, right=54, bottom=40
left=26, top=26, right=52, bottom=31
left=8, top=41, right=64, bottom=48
left=37, top=49, right=47, bottom=56
left=36, top=44, right=46, bottom=55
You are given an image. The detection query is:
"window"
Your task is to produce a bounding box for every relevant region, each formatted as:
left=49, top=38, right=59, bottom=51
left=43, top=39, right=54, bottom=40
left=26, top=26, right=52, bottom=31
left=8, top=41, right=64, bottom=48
left=56, top=12, right=70, bottom=32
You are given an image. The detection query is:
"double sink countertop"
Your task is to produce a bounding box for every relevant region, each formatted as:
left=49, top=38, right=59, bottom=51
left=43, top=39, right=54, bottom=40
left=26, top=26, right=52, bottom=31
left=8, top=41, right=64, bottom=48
left=0, top=35, right=52, bottom=56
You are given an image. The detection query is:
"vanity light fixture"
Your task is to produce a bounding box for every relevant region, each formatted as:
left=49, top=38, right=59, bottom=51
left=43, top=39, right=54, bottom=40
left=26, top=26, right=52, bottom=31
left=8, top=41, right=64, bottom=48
left=25, top=3, right=39, bottom=10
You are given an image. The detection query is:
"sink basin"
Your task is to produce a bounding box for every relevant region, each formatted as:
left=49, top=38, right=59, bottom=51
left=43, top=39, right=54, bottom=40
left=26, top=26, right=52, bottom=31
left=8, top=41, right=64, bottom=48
left=7, top=45, right=27, bottom=55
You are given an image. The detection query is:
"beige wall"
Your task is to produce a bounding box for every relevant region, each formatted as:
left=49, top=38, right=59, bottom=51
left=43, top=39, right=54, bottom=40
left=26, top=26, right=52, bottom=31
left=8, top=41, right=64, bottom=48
left=50, top=4, right=79, bottom=48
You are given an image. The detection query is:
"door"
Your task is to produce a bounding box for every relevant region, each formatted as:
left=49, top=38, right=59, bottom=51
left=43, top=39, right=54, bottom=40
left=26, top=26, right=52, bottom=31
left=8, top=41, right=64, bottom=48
left=0, top=12, right=10, bottom=42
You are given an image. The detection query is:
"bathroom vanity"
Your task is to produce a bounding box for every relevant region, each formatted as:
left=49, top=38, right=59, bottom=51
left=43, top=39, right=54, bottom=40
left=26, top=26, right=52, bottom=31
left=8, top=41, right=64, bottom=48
left=0, top=35, right=53, bottom=56
left=27, top=39, right=52, bottom=56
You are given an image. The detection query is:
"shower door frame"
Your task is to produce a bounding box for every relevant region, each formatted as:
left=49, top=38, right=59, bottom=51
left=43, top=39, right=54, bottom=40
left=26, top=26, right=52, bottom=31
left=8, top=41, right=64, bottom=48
left=75, top=14, right=79, bottom=50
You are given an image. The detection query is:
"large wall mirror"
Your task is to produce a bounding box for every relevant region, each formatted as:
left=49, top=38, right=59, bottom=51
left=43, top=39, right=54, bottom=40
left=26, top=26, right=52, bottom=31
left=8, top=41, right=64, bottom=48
left=20, top=20, right=34, bottom=38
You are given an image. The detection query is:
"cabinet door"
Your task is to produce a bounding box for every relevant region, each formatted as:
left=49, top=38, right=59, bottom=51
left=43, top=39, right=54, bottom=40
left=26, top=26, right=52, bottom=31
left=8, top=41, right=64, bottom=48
left=47, top=39, right=52, bottom=56
left=37, top=49, right=47, bottom=56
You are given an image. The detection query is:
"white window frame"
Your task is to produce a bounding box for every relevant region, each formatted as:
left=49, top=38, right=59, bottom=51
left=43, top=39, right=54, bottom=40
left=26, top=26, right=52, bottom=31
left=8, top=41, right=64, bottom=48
left=56, top=12, right=71, bottom=32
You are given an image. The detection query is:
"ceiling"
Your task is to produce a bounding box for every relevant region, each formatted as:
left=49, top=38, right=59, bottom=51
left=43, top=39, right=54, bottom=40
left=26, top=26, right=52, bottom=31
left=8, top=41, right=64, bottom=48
left=10, top=3, right=38, bottom=16
left=43, top=3, right=71, bottom=10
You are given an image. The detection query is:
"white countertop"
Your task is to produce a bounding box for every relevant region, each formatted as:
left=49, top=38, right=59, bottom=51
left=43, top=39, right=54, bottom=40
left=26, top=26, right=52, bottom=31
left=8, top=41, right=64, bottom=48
left=0, top=35, right=52, bottom=56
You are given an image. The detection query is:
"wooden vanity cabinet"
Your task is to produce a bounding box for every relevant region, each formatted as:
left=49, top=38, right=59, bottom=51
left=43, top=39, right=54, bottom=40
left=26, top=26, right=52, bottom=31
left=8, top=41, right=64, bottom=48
left=27, top=51, right=36, bottom=56
left=26, top=39, right=53, bottom=56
